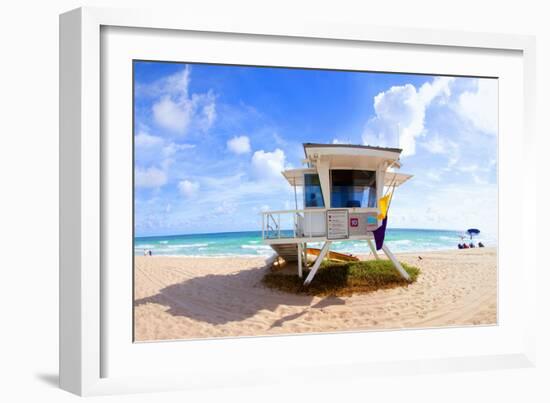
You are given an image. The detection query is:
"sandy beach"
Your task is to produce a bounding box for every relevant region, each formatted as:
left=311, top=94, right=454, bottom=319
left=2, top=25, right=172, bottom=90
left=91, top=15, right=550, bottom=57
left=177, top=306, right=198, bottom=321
left=134, top=248, right=497, bottom=341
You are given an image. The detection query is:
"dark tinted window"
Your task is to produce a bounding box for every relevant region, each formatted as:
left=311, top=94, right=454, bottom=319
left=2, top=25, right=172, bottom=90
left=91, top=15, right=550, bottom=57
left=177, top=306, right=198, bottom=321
left=331, top=170, right=376, bottom=208
left=304, top=174, right=325, bottom=208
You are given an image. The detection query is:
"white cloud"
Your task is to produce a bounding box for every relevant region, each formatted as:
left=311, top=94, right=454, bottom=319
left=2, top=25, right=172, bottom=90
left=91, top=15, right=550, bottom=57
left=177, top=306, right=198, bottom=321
left=251, top=149, right=286, bottom=180
left=421, top=135, right=447, bottom=155
left=150, top=66, right=216, bottom=135
left=447, top=153, right=460, bottom=168
left=178, top=180, right=200, bottom=198
left=201, top=102, right=217, bottom=130
left=135, top=167, right=167, bottom=188
left=420, top=135, right=460, bottom=170
left=153, top=96, right=194, bottom=133
left=135, top=132, right=163, bottom=148
left=362, top=77, right=454, bottom=157
left=227, top=135, right=251, bottom=154
left=457, top=164, right=480, bottom=173
left=136, top=67, right=190, bottom=98
left=214, top=200, right=237, bottom=215
left=162, top=142, right=195, bottom=157
left=453, top=79, right=498, bottom=134
left=164, top=67, right=191, bottom=97
left=134, top=130, right=195, bottom=175
left=425, top=170, right=443, bottom=182
left=472, top=174, right=489, bottom=185
left=273, top=133, right=287, bottom=146
left=391, top=183, right=497, bottom=236
left=418, top=76, right=453, bottom=104
left=455, top=162, right=493, bottom=184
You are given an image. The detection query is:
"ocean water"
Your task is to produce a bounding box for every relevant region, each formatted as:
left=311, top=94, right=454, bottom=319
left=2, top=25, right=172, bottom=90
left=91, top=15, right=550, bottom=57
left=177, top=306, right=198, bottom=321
left=134, top=229, right=496, bottom=257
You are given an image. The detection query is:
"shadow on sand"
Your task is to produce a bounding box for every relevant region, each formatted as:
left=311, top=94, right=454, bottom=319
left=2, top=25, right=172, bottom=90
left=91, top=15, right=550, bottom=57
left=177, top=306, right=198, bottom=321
left=269, top=296, right=346, bottom=329
left=134, top=265, right=346, bottom=326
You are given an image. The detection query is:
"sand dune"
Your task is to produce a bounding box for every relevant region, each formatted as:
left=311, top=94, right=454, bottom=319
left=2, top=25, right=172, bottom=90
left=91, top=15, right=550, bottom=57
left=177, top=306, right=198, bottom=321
left=134, top=248, right=497, bottom=341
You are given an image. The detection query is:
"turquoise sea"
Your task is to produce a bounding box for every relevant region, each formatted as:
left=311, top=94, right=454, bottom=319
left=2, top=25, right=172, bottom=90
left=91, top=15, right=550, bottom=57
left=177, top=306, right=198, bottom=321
left=134, top=229, right=496, bottom=257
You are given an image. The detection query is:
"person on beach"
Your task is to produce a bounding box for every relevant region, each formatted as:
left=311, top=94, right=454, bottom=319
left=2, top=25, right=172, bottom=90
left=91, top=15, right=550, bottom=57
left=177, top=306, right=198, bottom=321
left=148, top=250, right=152, bottom=256
left=478, top=242, right=485, bottom=248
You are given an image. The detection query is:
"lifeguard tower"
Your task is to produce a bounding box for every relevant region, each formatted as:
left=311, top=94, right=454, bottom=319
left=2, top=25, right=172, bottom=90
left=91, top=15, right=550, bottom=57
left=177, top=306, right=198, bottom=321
left=261, top=143, right=413, bottom=286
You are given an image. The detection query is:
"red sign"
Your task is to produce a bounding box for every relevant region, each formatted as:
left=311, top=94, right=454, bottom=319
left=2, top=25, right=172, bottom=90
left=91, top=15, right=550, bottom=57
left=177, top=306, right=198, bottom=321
left=350, top=218, right=359, bottom=227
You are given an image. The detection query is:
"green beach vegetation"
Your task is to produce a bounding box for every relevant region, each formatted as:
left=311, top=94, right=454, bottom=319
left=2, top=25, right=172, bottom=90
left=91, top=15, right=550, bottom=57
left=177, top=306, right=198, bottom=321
left=262, top=259, right=420, bottom=297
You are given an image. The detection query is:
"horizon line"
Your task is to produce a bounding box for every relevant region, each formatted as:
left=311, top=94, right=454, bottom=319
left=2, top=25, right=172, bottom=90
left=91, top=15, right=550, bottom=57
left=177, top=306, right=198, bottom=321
left=135, top=226, right=478, bottom=239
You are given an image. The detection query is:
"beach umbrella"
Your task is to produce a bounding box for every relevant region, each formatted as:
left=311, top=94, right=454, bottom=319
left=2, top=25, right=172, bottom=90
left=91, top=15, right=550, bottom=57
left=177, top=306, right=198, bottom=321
left=466, top=228, right=480, bottom=239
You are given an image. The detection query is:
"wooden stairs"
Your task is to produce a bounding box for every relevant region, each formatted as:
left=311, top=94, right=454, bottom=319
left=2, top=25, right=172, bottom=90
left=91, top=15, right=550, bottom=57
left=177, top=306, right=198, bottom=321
left=269, top=243, right=299, bottom=262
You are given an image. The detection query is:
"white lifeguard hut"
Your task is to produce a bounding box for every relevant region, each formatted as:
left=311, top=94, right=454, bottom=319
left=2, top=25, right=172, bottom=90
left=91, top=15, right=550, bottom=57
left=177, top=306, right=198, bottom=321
left=261, top=143, right=413, bottom=286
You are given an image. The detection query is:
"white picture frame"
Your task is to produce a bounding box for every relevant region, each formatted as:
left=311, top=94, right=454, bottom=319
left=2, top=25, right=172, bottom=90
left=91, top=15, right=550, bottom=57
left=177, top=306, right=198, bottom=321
left=59, top=6, right=537, bottom=396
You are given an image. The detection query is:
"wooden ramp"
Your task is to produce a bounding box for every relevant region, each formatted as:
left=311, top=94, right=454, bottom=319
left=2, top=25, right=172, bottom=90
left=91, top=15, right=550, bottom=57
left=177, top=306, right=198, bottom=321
left=307, top=248, right=359, bottom=262
left=269, top=243, right=359, bottom=264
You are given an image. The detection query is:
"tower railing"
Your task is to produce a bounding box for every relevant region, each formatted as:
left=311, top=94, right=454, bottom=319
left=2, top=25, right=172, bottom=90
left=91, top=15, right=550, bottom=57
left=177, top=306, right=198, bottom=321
left=261, top=208, right=379, bottom=240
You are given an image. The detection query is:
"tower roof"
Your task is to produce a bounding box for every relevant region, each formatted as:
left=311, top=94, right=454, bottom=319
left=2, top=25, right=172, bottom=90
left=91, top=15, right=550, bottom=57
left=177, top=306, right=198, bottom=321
left=303, top=143, right=403, bottom=155
left=302, top=143, right=403, bottom=171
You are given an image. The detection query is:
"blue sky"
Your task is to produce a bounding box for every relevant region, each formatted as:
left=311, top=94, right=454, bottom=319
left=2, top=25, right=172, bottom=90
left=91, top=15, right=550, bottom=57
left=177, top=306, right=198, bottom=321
left=134, top=61, right=498, bottom=237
